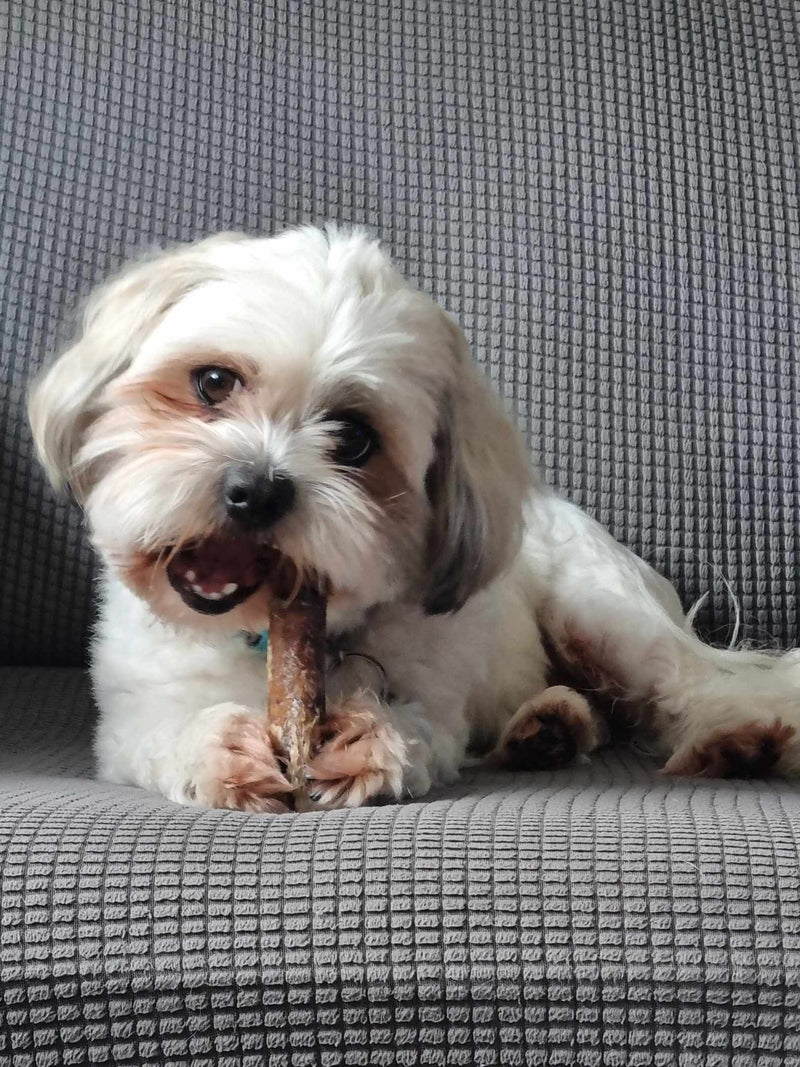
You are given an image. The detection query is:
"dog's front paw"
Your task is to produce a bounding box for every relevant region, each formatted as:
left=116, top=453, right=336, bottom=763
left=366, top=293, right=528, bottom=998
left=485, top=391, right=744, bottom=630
left=196, top=709, right=293, bottom=813
left=307, top=695, right=407, bottom=808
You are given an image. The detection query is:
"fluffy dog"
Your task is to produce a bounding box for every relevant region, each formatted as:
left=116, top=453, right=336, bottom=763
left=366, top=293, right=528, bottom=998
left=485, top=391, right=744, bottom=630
left=28, top=226, right=800, bottom=811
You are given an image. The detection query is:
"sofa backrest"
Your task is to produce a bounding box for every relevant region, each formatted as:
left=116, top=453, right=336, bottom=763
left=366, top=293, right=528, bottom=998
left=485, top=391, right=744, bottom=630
left=2, top=1, right=799, bottom=666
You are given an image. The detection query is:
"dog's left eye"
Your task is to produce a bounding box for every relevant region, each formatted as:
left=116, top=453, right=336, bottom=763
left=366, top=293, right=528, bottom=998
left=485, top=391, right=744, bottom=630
left=330, top=413, right=379, bottom=467
left=194, top=367, right=243, bottom=406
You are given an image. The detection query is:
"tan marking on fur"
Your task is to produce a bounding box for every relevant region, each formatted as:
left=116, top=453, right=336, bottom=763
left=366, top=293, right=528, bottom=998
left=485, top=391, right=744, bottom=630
left=663, top=718, right=796, bottom=779
left=357, top=438, right=426, bottom=579
left=307, top=694, right=407, bottom=808
left=116, top=544, right=289, bottom=638
left=559, top=633, right=624, bottom=696
left=495, top=685, right=599, bottom=770
left=78, top=396, right=218, bottom=499
left=109, top=350, right=262, bottom=417
left=359, top=449, right=411, bottom=507
left=209, top=716, right=293, bottom=813
left=544, top=633, right=651, bottom=745
left=121, top=550, right=159, bottom=594
left=119, top=543, right=201, bottom=603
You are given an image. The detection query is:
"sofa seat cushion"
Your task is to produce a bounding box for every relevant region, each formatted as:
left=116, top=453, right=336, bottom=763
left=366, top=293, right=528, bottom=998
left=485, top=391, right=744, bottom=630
left=1, top=668, right=799, bottom=1063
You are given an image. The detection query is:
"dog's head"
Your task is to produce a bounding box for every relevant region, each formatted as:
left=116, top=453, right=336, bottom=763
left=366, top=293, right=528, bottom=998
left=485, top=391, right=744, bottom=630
left=29, top=226, right=531, bottom=632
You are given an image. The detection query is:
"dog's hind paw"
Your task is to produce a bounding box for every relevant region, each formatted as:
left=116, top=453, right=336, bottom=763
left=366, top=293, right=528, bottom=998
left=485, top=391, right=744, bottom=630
left=663, top=718, right=796, bottom=779
left=494, top=685, right=602, bottom=771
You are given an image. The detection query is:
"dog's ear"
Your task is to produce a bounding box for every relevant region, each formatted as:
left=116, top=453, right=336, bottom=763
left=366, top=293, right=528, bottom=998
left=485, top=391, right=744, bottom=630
left=423, top=317, right=532, bottom=614
left=28, top=236, right=241, bottom=498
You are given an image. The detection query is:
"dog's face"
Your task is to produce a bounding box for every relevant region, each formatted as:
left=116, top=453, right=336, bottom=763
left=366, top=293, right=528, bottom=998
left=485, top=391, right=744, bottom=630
left=29, top=227, right=530, bottom=633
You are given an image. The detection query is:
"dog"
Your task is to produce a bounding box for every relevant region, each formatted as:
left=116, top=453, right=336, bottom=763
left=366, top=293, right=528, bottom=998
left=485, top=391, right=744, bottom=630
left=28, top=225, right=800, bottom=812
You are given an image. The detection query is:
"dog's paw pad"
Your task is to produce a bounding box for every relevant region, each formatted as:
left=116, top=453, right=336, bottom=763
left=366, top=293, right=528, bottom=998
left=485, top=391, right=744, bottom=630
left=307, top=697, right=406, bottom=808
left=496, top=685, right=598, bottom=771
left=663, top=718, right=796, bottom=779
left=206, top=716, right=293, bottom=813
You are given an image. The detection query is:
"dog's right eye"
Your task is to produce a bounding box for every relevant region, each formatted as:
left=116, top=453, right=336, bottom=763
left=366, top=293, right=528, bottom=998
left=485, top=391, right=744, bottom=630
left=193, top=367, right=243, bottom=406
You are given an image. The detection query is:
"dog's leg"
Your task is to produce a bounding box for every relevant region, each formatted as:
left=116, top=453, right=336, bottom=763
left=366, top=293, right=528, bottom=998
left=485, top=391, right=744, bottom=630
left=95, top=693, right=293, bottom=812
left=305, top=693, right=410, bottom=808
left=306, top=693, right=465, bottom=808
left=92, top=578, right=295, bottom=811
left=301, top=603, right=481, bottom=808
left=493, top=685, right=605, bottom=770
left=529, top=493, right=800, bottom=777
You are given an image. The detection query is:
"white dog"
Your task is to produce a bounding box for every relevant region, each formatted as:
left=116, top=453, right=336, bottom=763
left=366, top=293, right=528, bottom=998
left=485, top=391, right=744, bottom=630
left=28, top=226, right=800, bottom=812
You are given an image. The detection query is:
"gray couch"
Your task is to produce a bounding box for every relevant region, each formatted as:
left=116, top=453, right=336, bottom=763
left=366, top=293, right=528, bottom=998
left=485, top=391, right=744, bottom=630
left=2, top=2, right=800, bottom=1062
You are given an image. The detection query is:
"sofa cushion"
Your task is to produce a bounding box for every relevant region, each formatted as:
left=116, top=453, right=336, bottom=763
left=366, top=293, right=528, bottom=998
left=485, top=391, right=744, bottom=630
left=2, top=667, right=799, bottom=1063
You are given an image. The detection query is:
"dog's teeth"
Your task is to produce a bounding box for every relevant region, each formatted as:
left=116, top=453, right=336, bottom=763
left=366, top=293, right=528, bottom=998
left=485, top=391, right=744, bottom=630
left=189, top=583, right=223, bottom=601
left=185, top=570, right=197, bottom=582
left=222, top=582, right=238, bottom=595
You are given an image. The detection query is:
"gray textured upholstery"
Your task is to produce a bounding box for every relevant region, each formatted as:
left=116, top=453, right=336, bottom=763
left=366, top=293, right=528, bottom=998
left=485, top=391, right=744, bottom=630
left=3, top=0, right=800, bottom=666
left=2, top=0, right=800, bottom=1062
left=2, top=668, right=800, bottom=1064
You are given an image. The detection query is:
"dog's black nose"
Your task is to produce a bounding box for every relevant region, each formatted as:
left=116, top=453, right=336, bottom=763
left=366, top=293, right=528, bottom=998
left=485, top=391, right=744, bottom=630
left=223, top=464, right=296, bottom=529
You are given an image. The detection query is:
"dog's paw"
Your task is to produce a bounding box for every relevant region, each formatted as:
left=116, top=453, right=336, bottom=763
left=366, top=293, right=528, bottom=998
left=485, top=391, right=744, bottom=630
left=494, top=685, right=601, bottom=771
left=663, top=718, right=796, bottom=779
left=307, top=695, right=407, bottom=808
left=196, top=711, right=293, bottom=813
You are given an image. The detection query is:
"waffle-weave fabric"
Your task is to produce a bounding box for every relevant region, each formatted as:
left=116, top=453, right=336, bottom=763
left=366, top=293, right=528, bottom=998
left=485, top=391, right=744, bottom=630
left=3, top=2, right=800, bottom=1062
left=1, top=667, right=799, bottom=1065
left=2, top=0, right=799, bottom=665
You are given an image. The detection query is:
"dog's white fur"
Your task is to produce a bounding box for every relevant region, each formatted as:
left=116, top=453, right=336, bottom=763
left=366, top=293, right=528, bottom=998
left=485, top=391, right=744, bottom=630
left=28, top=226, right=800, bottom=810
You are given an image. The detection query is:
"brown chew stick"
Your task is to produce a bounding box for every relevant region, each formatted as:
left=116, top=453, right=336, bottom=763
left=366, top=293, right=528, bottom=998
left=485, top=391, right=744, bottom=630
left=266, top=581, right=327, bottom=809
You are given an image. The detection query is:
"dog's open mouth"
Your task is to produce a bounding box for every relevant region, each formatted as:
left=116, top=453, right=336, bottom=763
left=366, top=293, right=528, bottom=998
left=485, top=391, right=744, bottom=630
left=166, top=537, right=275, bottom=616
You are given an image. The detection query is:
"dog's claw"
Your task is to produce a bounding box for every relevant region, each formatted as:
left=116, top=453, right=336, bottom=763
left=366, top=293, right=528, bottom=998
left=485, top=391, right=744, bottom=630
left=306, top=696, right=407, bottom=809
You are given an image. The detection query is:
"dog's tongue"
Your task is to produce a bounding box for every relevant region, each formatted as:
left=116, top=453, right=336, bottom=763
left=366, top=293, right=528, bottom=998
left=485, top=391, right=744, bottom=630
left=170, top=537, right=267, bottom=597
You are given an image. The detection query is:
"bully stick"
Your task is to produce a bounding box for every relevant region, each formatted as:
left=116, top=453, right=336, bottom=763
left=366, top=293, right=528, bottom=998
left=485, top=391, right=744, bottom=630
left=266, top=570, right=327, bottom=809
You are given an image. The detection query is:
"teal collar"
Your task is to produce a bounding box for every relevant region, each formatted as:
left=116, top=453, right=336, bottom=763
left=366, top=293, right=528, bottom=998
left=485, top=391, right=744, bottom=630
left=243, top=630, right=269, bottom=654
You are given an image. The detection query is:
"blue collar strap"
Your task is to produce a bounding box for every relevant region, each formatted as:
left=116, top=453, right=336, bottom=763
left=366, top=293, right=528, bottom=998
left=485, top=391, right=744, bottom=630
left=243, top=630, right=269, bottom=654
